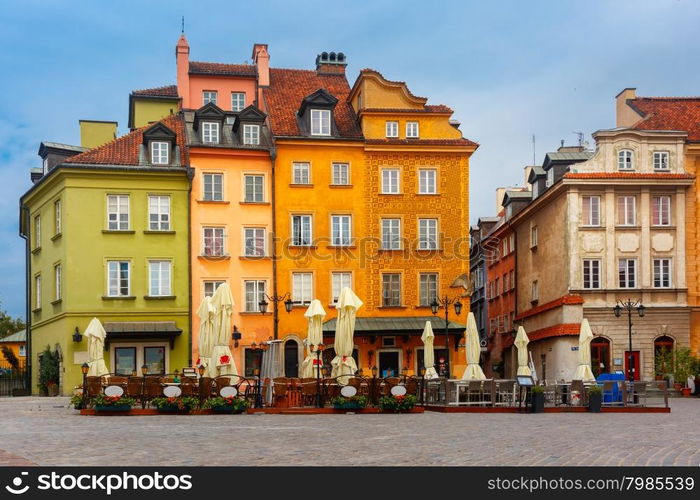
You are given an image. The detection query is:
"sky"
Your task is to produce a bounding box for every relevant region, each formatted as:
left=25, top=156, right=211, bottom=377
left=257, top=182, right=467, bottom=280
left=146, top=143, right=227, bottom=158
left=1, top=0, right=699, bottom=317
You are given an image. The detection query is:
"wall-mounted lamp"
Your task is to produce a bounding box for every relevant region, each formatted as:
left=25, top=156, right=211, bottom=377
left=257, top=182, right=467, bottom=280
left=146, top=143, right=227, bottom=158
left=232, top=325, right=242, bottom=348
left=72, top=327, right=83, bottom=343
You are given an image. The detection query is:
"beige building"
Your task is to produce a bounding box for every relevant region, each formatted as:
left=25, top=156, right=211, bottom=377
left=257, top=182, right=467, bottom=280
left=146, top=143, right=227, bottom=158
left=506, top=130, right=692, bottom=382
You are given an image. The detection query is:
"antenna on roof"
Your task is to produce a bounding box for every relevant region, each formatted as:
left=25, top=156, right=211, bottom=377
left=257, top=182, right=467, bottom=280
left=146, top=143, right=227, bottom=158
left=532, top=134, right=536, bottom=165
left=181, top=16, right=185, bottom=34
left=574, top=131, right=583, bottom=147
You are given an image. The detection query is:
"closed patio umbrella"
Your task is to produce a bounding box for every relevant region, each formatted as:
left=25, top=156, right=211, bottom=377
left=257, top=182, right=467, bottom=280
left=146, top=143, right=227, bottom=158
left=261, top=340, right=283, bottom=405
left=515, top=326, right=532, bottom=376
left=196, top=296, right=215, bottom=376
left=84, top=318, right=109, bottom=376
left=421, top=321, right=439, bottom=379
left=573, top=318, right=596, bottom=381
left=331, top=287, right=363, bottom=384
left=209, top=283, right=237, bottom=377
left=461, top=312, right=486, bottom=380
left=301, top=299, right=326, bottom=378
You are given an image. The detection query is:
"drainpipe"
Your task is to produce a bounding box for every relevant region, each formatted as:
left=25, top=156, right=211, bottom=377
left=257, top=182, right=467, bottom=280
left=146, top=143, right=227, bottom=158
left=270, top=147, right=279, bottom=339
left=186, top=166, right=194, bottom=367
left=18, top=202, right=31, bottom=393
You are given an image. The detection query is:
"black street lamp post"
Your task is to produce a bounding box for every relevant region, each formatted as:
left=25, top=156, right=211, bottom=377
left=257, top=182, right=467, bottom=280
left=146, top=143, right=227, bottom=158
left=613, top=299, right=645, bottom=384
left=430, top=296, right=463, bottom=379
left=258, top=293, right=293, bottom=340
left=80, top=363, right=89, bottom=409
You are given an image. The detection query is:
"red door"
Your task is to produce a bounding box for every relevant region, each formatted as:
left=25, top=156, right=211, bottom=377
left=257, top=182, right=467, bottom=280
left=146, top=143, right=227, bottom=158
left=624, top=351, right=640, bottom=381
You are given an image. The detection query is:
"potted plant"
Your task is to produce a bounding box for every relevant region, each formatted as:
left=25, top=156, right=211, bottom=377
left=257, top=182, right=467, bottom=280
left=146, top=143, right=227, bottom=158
left=150, top=396, right=199, bottom=413
left=378, top=394, right=417, bottom=413
left=587, top=385, right=602, bottom=413
left=331, top=395, right=368, bottom=410
left=203, top=396, right=249, bottom=414
left=530, top=385, right=545, bottom=413
left=70, top=393, right=85, bottom=410
left=654, top=347, right=673, bottom=383
left=93, top=394, right=136, bottom=412
left=673, top=347, right=693, bottom=395
left=37, top=346, right=60, bottom=396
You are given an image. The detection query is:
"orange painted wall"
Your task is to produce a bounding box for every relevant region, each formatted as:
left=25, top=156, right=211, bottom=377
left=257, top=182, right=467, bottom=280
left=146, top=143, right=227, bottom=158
left=685, top=146, right=700, bottom=356
left=0, top=342, right=26, bottom=360
left=186, top=75, right=257, bottom=111
left=189, top=148, right=273, bottom=371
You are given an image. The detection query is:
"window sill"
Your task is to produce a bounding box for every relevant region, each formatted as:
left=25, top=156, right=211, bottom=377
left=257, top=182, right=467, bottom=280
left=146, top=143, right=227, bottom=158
left=651, top=225, right=675, bottom=229
left=239, top=201, right=270, bottom=206
left=102, top=230, right=135, bottom=234
left=329, top=184, right=353, bottom=188
left=239, top=255, right=270, bottom=260
left=198, top=254, right=231, bottom=261
left=31, top=247, right=41, bottom=255
left=615, top=225, right=640, bottom=230
left=379, top=192, right=403, bottom=196
left=417, top=193, right=439, bottom=196
left=196, top=200, right=229, bottom=205
left=239, top=311, right=266, bottom=316
left=144, top=295, right=176, bottom=300
left=415, top=248, right=443, bottom=253
left=530, top=245, right=537, bottom=251
left=292, top=303, right=311, bottom=308
left=288, top=245, right=317, bottom=250
left=50, top=299, right=62, bottom=306
left=378, top=248, right=405, bottom=252
left=530, top=299, right=539, bottom=305
left=289, top=184, right=314, bottom=188
left=378, top=306, right=407, bottom=310
left=32, top=307, right=42, bottom=313
left=102, top=295, right=136, bottom=300
left=51, top=233, right=62, bottom=242
left=328, top=245, right=356, bottom=249
left=143, top=230, right=175, bottom=235
left=579, top=225, right=604, bottom=230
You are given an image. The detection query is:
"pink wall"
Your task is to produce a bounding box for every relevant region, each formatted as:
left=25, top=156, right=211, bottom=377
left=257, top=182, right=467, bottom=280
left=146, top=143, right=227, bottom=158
left=186, top=75, right=257, bottom=111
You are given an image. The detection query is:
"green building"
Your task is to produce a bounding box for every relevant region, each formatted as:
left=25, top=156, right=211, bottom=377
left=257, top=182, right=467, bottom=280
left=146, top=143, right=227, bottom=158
left=20, top=114, right=192, bottom=395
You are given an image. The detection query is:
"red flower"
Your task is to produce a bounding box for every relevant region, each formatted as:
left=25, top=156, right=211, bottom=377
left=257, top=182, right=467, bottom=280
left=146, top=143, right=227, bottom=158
left=220, top=355, right=230, bottom=364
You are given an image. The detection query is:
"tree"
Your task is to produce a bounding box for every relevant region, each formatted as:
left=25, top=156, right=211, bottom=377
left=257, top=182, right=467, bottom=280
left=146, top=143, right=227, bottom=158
left=1, top=346, right=20, bottom=371
left=0, top=304, right=25, bottom=339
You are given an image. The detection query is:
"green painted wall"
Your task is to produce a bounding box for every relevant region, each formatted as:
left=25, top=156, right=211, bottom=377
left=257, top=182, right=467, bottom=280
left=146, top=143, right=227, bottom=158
left=79, top=121, right=117, bottom=149
left=132, top=99, right=179, bottom=129
left=23, top=167, right=191, bottom=395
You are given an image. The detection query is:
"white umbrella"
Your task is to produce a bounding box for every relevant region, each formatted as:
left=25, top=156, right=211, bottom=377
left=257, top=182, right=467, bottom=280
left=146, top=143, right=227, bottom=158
left=421, top=321, right=439, bottom=379
left=84, top=318, right=109, bottom=376
left=573, top=318, right=596, bottom=381
left=331, top=287, right=362, bottom=384
left=209, top=283, right=237, bottom=378
left=515, top=326, right=532, bottom=376
left=301, top=299, right=326, bottom=378
left=196, top=296, right=215, bottom=376
left=461, top=312, right=486, bottom=380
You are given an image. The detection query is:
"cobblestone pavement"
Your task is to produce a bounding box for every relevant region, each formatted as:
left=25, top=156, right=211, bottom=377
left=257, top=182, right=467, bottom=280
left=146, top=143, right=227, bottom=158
left=0, top=397, right=698, bottom=466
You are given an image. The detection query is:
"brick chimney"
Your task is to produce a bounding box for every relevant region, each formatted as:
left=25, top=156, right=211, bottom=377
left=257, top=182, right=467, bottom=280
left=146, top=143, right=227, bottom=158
left=615, top=88, right=641, bottom=128
left=252, top=43, right=270, bottom=87
left=316, top=51, right=347, bottom=76
left=176, top=34, right=190, bottom=108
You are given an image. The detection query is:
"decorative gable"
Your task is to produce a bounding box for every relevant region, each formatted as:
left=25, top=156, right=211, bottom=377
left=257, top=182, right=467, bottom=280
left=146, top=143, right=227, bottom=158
left=298, top=88, right=338, bottom=117
left=142, top=122, right=176, bottom=146
left=193, top=102, right=226, bottom=130
left=233, top=105, right=267, bottom=133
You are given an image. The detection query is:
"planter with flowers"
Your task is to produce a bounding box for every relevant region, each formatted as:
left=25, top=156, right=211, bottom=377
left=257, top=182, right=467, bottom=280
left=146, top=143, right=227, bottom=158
left=378, top=394, right=417, bottom=413
left=94, top=394, right=136, bottom=412
left=150, top=396, right=199, bottom=413
left=331, top=395, right=369, bottom=410
left=70, top=393, right=85, bottom=410
left=203, top=396, right=249, bottom=414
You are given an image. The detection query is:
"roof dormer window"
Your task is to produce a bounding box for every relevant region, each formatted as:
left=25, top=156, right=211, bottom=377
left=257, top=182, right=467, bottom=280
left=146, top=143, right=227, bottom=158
left=618, top=149, right=634, bottom=170
left=311, top=109, right=331, bottom=136
left=243, top=124, right=260, bottom=145
left=546, top=168, right=554, bottom=187
left=150, top=141, right=169, bottom=165
left=653, top=151, right=669, bottom=170
left=202, top=122, right=219, bottom=143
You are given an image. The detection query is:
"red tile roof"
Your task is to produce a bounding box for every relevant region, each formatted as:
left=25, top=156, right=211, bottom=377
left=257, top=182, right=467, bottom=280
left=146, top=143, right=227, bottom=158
left=264, top=68, right=362, bottom=138
left=66, top=114, right=188, bottom=166
left=515, top=294, right=583, bottom=321
left=189, top=61, right=257, bottom=77
left=131, top=85, right=178, bottom=98
left=629, top=97, right=700, bottom=142
left=365, top=138, right=478, bottom=147
left=502, top=323, right=580, bottom=348
left=564, top=172, right=694, bottom=180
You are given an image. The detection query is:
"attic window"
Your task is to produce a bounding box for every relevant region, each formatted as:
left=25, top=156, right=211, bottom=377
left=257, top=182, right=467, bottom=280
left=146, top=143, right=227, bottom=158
left=310, top=109, right=331, bottom=136
left=618, top=149, right=634, bottom=170
left=546, top=168, right=554, bottom=188
left=150, top=142, right=169, bottom=165
left=243, top=124, right=260, bottom=145
left=406, top=121, right=419, bottom=138
left=202, top=122, right=219, bottom=143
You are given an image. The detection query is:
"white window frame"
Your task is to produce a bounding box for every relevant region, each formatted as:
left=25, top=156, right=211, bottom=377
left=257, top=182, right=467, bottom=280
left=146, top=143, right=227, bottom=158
left=34, top=274, right=41, bottom=309
left=406, top=121, right=419, bottom=138
left=381, top=218, right=401, bottom=250
left=418, top=169, right=437, bottom=194
left=203, top=91, right=218, bottom=105
left=582, top=195, right=601, bottom=226
left=148, top=195, right=170, bottom=231
left=203, top=280, right=225, bottom=298
left=231, top=92, right=245, bottom=112
left=107, top=195, right=129, bottom=231
left=292, top=273, right=313, bottom=305
left=618, top=259, right=637, bottom=288
left=546, top=168, right=554, bottom=188
left=653, top=258, right=672, bottom=288
left=202, top=227, right=226, bottom=257
left=150, top=141, right=169, bottom=164
left=291, top=215, right=313, bottom=246
left=292, top=162, right=311, bottom=184
left=244, top=280, right=266, bottom=312
left=34, top=215, right=41, bottom=249
left=331, top=272, right=352, bottom=305
left=381, top=168, right=400, bottom=194
left=418, top=218, right=438, bottom=250
left=244, top=227, right=266, bottom=257
left=653, top=151, right=669, bottom=171
left=107, top=261, right=130, bottom=297
left=331, top=163, right=350, bottom=185
left=54, top=199, right=61, bottom=235
left=652, top=195, right=671, bottom=226
left=385, top=121, right=398, bottom=138
left=381, top=273, right=402, bottom=307
left=244, top=174, right=265, bottom=203
left=419, top=272, right=438, bottom=306
left=243, top=124, right=260, bottom=145
left=202, top=122, right=219, bottom=143
left=310, top=109, right=331, bottom=136
left=618, top=149, right=634, bottom=170
left=54, top=264, right=62, bottom=301
left=617, top=196, right=637, bottom=226
left=148, top=260, right=172, bottom=297
left=203, top=173, right=224, bottom=201
left=582, top=259, right=601, bottom=289
left=331, top=215, right=352, bottom=246
left=531, top=280, right=539, bottom=302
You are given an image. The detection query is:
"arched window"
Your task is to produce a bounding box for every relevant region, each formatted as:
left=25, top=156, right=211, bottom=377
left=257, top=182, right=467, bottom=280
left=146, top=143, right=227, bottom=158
left=284, top=339, right=300, bottom=378
left=618, top=149, right=634, bottom=170
left=654, top=336, right=674, bottom=378
left=591, top=337, right=611, bottom=377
